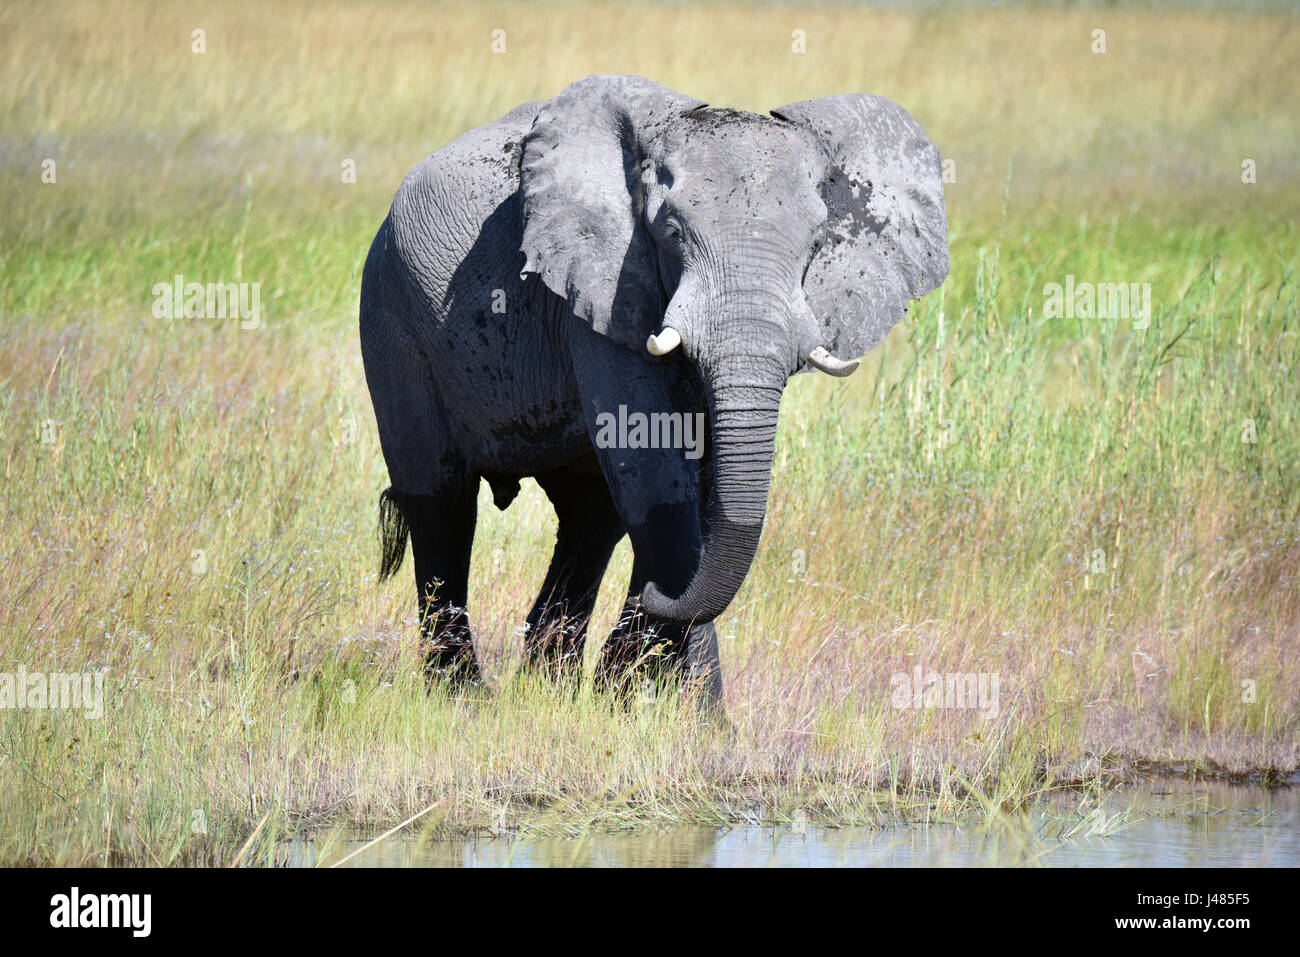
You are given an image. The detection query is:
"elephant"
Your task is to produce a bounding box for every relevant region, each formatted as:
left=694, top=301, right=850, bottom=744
left=359, top=74, right=948, bottom=711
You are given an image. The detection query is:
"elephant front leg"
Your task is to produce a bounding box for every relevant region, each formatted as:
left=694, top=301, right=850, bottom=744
left=594, top=503, right=725, bottom=715
left=564, top=320, right=723, bottom=714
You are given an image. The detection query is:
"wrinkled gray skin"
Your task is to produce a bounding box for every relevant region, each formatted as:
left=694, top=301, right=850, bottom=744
left=360, top=74, right=948, bottom=711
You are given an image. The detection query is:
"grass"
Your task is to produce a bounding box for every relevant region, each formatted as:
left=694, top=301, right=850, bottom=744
left=0, top=0, right=1297, bottom=865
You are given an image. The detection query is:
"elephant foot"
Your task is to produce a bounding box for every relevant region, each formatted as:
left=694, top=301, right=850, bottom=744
left=593, top=630, right=677, bottom=701
left=594, top=632, right=727, bottom=724
left=422, top=640, right=483, bottom=693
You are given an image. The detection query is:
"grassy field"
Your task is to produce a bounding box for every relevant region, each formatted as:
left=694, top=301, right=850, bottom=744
left=1, top=0, right=1297, bottom=865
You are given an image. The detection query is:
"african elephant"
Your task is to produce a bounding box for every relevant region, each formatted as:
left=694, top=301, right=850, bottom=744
left=359, top=74, right=948, bottom=710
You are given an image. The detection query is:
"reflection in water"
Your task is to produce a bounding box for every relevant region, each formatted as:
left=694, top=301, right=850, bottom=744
left=287, top=779, right=1299, bottom=867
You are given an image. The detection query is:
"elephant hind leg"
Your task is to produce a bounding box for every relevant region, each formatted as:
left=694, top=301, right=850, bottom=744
left=390, top=481, right=482, bottom=688
left=523, top=470, right=625, bottom=679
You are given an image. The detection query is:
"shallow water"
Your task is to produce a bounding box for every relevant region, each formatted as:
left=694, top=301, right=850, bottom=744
left=289, top=779, right=1299, bottom=867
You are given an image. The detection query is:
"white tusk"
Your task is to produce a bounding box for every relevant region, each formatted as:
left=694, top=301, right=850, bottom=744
left=646, top=326, right=682, bottom=356
left=807, top=346, right=859, bottom=377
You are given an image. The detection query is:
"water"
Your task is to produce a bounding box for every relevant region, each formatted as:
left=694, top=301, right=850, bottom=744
left=289, top=779, right=1299, bottom=867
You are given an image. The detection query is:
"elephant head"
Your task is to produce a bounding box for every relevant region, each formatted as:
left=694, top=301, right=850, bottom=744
left=519, top=74, right=949, bottom=624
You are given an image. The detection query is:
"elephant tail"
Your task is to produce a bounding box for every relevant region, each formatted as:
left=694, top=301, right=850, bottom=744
left=377, top=487, right=410, bottom=581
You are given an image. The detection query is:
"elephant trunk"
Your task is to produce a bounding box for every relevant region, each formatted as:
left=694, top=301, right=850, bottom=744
left=640, top=359, right=784, bottom=625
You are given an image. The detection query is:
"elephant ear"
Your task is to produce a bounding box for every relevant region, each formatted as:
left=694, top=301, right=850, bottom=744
left=772, top=94, right=949, bottom=362
left=519, top=74, right=705, bottom=353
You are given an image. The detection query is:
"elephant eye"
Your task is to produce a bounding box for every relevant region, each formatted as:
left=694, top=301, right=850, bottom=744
left=660, top=213, right=691, bottom=243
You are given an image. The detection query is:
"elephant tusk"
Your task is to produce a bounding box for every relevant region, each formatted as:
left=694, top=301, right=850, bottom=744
left=807, top=346, right=860, bottom=377
left=646, top=326, right=682, bottom=356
